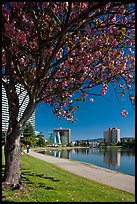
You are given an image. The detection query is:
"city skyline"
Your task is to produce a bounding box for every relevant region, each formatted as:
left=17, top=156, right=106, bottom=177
left=35, top=86, right=135, bottom=141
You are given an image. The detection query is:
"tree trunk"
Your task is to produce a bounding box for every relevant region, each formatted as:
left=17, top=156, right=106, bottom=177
left=3, top=123, right=23, bottom=189
left=2, top=81, right=36, bottom=189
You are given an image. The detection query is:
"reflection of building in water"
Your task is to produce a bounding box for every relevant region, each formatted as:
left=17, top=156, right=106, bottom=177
left=104, top=150, right=120, bottom=168
left=47, top=150, right=70, bottom=159
left=116, top=153, right=120, bottom=167
left=60, top=150, right=70, bottom=159
left=104, top=128, right=120, bottom=143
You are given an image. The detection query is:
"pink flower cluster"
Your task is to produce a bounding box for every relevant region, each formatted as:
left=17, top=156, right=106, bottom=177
left=16, top=30, right=27, bottom=46
left=2, top=2, right=135, bottom=121
left=89, top=98, right=94, bottom=102
left=121, top=110, right=128, bottom=117
left=100, top=84, right=108, bottom=95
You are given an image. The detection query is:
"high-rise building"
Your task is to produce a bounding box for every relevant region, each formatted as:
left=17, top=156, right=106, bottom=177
left=103, top=128, right=120, bottom=144
left=104, top=130, right=111, bottom=143
left=54, top=128, right=71, bottom=145
left=54, top=128, right=70, bottom=144
left=111, top=128, right=120, bottom=143
left=2, top=84, right=35, bottom=134
left=48, top=128, right=71, bottom=145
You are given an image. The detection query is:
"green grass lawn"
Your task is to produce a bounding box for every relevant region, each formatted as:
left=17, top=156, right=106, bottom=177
left=2, top=150, right=135, bottom=202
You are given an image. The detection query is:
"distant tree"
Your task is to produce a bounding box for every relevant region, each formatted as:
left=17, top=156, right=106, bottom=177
left=130, top=139, right=135, bottom=148
left=105, top=142, right=110, bottom=146
left=116, top=141, right=122, bottom=146
left=23, top=122, right=35, bottom=137
left=110, top=143, right=115, bottom=146
left=36, top=132, right=45, bottom=147
left=21, top=122, right=36, bottom=146
left=98, top=142, right=104, bottom=147
left=45, top=140, right=52, bottom=146
left=86, top=140, right=90, bottom=146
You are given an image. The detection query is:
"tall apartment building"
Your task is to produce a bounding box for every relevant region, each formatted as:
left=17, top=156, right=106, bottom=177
left=2, top=84, right=35, bottom=134
left=104, top=130, right=111, bottom=143
left=103, top=128, right=120, bottom=144
left=111, top=128, right=120, bottom=143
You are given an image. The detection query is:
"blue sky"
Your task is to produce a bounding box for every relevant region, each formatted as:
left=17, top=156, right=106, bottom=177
left=35, top=85, right=135, bottom=141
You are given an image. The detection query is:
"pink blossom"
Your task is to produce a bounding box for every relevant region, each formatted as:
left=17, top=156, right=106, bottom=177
left=19, top=57, right=25, bottom=64
left=4, top=23, right=9, bottom=32
left=69, top=100, right=73, bottom=104
left=128, top=74, right=133, bottom=78
left=89, top=98, right=94, bottom=102
left=119, top=84, right=124, bottom=88
left=105, top=2, right=111, bottom=10
left=63, top=81, right=68, bottom=86
left=2, top=2, right=135, bottom=122
left=121, top=110, right=128, bottom=117
left=128, top=48, right=132, bottom=52
left=67, top=118, right=72, bottom=121
left=127, top=85, right=131, bottom=89
left=130, top=96, right=134, bottom=101
left=100, top=84, right=108, bottom=95
left=114, top=40, right=118, bottom=47
left=111, top=15, right=117, bottom=23
left=10, top=2, right=18, bottom=8
left=130, top=58, right=135, bottom=64
left=56, top=53, right=59, bottom=59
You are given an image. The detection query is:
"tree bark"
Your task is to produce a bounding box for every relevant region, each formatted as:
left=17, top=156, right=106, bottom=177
left=2, top=101, right=36, bottom=189
left=3, top=123, right=23, bottom=189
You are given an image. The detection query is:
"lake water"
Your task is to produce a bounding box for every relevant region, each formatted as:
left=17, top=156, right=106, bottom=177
left=39, top=147, right=135, bottom=176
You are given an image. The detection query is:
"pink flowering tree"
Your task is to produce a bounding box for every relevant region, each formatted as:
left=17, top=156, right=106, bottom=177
left=2, top=2, right=135, bottom=189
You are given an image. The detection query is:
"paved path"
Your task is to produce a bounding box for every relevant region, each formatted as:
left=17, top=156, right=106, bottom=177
left=24, top=149, right=135, bottom=194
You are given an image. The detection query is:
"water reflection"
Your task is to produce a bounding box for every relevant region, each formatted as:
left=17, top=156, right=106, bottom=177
left=121, top=150, right=135, bottom=157
left=40, top=147, right=135, bottom=176
left=44, top=149, right=70, bottom=159
left=103, top=150, right=120, bottom=168
left=74, top=148, right=91, bottom=155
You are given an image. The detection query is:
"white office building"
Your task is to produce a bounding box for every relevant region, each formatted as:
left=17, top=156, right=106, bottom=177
left=2, top=84, right=35, bottom=134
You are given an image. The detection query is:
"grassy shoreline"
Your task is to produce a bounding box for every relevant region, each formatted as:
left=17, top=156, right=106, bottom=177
left=2, top=150, right=135, bottom=202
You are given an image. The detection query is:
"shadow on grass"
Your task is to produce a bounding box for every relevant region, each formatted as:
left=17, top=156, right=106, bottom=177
left=2, top=166, right=58, bottom=192
left=2, top=165, right=5, bottom=171
left=2, top=200, right=14, bottom=202
left=2, top=165, right=5, bottom=180
left=22, top=169, right=60, bottom=182
left=21, top=168, right=60, bottom=189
